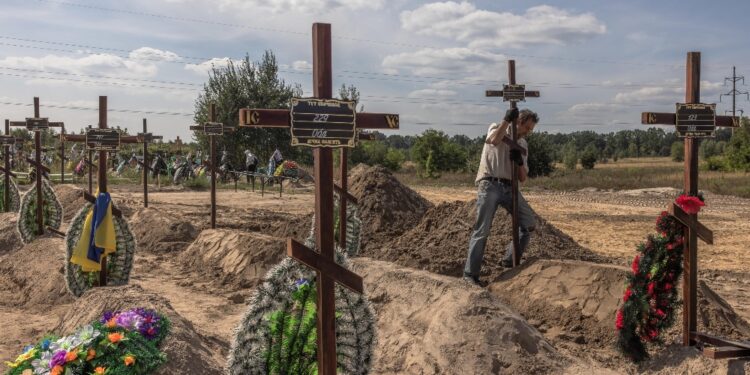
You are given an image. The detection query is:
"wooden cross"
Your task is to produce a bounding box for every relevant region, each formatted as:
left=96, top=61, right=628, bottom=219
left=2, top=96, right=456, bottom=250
left=9, top=97, right=64, bottom=236
left=485, top=60, right=540, bottom=267
left=640, top=51, right=747, bottom=358
left=189, top=103, right=235, bottom=229
left=137, top=119, right=163, bottom=208
left=239, top=23, right=399, bottom=375
left=1, top=120, right=23, bottom=212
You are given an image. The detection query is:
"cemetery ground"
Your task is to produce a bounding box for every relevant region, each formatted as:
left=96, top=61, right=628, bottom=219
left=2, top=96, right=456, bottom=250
left=1, top=164, right=749, bottom=374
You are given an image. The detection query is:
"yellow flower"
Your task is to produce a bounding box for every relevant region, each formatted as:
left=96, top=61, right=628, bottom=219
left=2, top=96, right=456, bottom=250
left=123, top=355, right=135, bottom=366
left=94, top=367, right=106, bottom=374
left=86, top=348, right=96, bottom=361
left=4, top=348, right=37, bottom=368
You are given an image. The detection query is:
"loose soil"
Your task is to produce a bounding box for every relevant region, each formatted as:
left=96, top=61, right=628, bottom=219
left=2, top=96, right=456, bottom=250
left=0, top=212, right=22, bottom=255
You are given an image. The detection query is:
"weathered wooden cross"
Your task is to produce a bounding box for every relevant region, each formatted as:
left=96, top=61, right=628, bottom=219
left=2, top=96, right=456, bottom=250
left=485, top=60, right=540, bottom=267
left=137, top=119, right=163, bottom=208
left=1, top=120, right=22, bottom=212
left=9, top=97, right=64, bottom=235
left=189, top=103, right=235, bottom=229
left=239, top=23, right=399, bottom=375
left=641, top=51, right=747, bottom=358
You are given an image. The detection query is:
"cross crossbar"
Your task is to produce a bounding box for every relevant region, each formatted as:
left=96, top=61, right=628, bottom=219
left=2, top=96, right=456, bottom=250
left=642, top=112, right=738, bottom=127
left=287, top=239, right=363, bottom=294
left=668, top=203, right=713, bottom=244
left=485, top=90, right=541, bottom=98
left=0, top=166, right=16, bottom=178
left=240, top=108, right=399, bottom=130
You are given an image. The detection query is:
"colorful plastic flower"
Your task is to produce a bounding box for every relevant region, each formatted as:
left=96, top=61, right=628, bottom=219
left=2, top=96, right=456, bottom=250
left=94, top=366, right=106, bottom=374
left=64, top=350, right=78, bottom=363
left=123, top=355, right=136, bottom=366
left=631, top=255, right=640, bottom=275
left=86, top=349, right=96, bottom=361
left=49, top=351, right=67, bottom=368
left=31, top=351, right=53, bottom=374
left=676, top=195, right=705, bottom=215
left=115, top=310, right=145, bottom=331
left=623, top=287, right=632, bottom=302
left=615, top=309, right=624, bottom=330
left=76, top=325, right=101, bottom=346
left=107, top=332, right=124, bottom=344
left=4, top=347, right=37, bottom=368
left=50, top=365, right=63, bottom=375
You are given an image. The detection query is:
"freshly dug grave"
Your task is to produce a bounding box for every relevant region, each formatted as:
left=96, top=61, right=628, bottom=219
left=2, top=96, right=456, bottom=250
left=349, top=165, right=432, bottom=252
left=488, top=259, right=750, bottom=372
left=351, top=257, right=572, bottom=374
left=0, top=212, right=22, bottom=255
left=180, top=229, right=286, bottom=291
left=53, top=284, right=226, bottom=375
left=129, top=207, right=198, bottom=254
left=0, top=236, right=73, bottom=308
left=179, top=205, right=312, bottom=241
left=54, top=184, right=85, bottom=222
left=371, top=199, right=610, bottom=282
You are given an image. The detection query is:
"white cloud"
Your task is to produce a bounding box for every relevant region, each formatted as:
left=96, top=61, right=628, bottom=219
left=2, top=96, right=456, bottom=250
left=128, top=47, right=180, bottom=62
left=400, top=2, right=606, bottom=49
left=382, top=47, right=506, bottom=76
left=180, top=0, right=385, bottom=13
left=184, top=57, right=233, bottom=75
left=408, top=88, right=457, bottom=98
left=612, top=81, right=723, bottom=105
left=291, top=60, right=312, bottom=71
left=0, top=53, right=158, bottom=78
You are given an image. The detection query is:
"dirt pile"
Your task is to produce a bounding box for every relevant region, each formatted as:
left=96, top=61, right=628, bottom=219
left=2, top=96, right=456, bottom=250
left=54, top=184, right=85, bottom=222
left=368, top=199, right=609, bottom=281
left=697, top=280, right=750, bottom=340
left=0, top=212, right=21, bottom=255
left=53, top=284, right=226, bottom=375
left=129, top=207, right=198, bottom=254
left=0, top=237, right=72, bottom=308
left=348, top=164, right=432, bottom=251
left=180, top=229, right=285, bottom=291
left=351, top=257, right=570, bottom=374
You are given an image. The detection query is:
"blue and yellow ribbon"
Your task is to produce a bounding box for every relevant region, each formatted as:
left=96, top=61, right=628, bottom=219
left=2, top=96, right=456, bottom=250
left=70, top=191, right=116, bottom=272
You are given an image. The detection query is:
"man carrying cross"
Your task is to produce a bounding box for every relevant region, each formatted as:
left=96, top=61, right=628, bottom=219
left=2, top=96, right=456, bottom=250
left=464, top=107, right=540, bottom=286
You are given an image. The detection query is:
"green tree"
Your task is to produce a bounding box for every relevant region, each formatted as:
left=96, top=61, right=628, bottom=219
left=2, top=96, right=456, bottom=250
left=562, top=141, right=578, bottom=170
left=580, top=144, right=598, bottom=170
left=193, top=51, right=306, bottom=168
left=670, top=142, right=684, bottom=162
left=526, top=132, right=555, bottom=177
left=725, top=118, right=750, bottom=171
left=411, top=129, right=466, bottom=178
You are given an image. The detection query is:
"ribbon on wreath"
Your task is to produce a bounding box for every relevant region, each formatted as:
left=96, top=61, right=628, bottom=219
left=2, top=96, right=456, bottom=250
left=70, top=191, right=116, bottom=272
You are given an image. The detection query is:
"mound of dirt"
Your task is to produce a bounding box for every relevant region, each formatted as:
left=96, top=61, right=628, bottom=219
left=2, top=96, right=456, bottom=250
left=352, top=257, right=569, bottom=374
left=53, top=285, right=226, bottom=375
left=0, top=237, right=72, bottom=308
left=180, top=229, right=285, bottom=290
left=54, top=184, right=85, bottom=222
left=697, top=280, right=750, bottom=340
left=348, top=165, right=432, bottom=251
left=366, top=200, right=609, bottom=281
left=129, top=208, right=198, bottom=254
left=0, top=213, right=22, bottom=255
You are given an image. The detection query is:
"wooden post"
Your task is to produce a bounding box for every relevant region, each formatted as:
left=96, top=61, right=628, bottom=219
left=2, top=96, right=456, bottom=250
left=209, top=103, right=217, bottom=229
left=338, top=148, right=347, bottom=247
left=98, top=96, right=109, bottom=287
left=87, top=147, right=93, bottom=194
left=33, top=98, right=44, bottom=235
left=3, top=120, right=9, bottom=211
left=143, top=119, right=149, bottom=208
left=59, top=125, right=65, bottom=184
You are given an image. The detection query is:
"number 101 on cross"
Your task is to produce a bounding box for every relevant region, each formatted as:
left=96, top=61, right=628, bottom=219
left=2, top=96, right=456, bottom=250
left=290, top=98, right=357, bottom=148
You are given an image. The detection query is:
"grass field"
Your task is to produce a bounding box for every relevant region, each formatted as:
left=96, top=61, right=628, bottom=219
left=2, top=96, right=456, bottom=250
left=395, top=157, right=750, bottom=198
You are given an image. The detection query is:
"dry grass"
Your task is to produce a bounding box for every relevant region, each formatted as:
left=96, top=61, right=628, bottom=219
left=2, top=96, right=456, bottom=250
left=395, top=157, right=750, bottom=198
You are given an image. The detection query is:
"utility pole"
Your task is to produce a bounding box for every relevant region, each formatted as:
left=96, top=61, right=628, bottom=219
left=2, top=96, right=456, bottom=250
left=720, top=66, right=748, bottom=135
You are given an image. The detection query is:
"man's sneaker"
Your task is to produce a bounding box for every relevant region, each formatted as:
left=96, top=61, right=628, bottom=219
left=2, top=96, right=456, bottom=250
left=463, top=275, right=482, bottom=287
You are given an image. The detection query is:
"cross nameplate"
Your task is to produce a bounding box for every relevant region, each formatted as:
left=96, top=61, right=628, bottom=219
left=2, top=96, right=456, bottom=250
left=86, top=128, right=121, bottom=151
left=290, top=98, right=357, bottom=148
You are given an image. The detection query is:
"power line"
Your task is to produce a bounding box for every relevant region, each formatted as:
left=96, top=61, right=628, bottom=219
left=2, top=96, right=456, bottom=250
left=0, top=66, right=203, bottom=87
left=0, top=100, right=193, bottom=117
left=720, top=66, right=748, bottom=134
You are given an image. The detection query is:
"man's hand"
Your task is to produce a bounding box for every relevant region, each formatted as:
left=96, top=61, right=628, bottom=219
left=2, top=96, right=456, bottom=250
left=504, top=107, right=519, bottom=123
left=509, top=149, right=523, bottom=166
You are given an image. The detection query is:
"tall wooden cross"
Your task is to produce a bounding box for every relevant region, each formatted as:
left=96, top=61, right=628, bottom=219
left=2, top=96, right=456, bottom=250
left=0, top=120, right=22, bottom=212
left=189, top=103, right=235, bottom=229
left=137, top=119, right=163, bottom=208
left=9, top=97, right=64, bottom=235
left=485, top=60, right=540, bottom=267
left=641, top=51, right=748, bottom=358
left=239, top=23, right=399, bottom=375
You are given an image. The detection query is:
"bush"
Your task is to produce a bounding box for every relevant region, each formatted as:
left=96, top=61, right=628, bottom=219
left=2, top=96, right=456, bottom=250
left=580, top=144, right=598, bottom=170
left=526, top=132, right=555, bottom=177
left=412, top=129, right=466, bottom=177
left=562, top=141, right=578, bottom=170
left=725, top=119, right=750, bottom=171
left=670, top=142, right=684, bottom=162
left=383, top=148, right=405, bottom=171
left=704, top=156, right=727, bottom=171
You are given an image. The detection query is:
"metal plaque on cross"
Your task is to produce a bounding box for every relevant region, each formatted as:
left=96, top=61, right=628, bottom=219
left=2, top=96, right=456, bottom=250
left=86, top=128, right=121, bottom=151
left=203, top=122, right=225, bottom=135
left=0, top=135, right=15, bottom=146
left=675, top=103, right=716, bottom=138
left=290, top=98, right=356, bottom=148
left=26, top=117, right=49, bottom=130
left=502, top=84, right=527, bottom=102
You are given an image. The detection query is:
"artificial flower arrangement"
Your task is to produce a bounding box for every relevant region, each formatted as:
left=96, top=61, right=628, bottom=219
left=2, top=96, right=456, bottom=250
left=616, top=194, right=705, bottom=361
left=0, top=174, right=21, bottom=213
left=4, top=308, right=170, bottom=375
left=17, top=178, right=63, bottom=243
left=227, top=202, right=375, bottom=374
left=65, top=203, right=136, bottom=297
left=273, top=161, right=299, bottom=178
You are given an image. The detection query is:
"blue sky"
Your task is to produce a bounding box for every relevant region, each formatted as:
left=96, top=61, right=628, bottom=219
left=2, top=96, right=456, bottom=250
left=0, top=0, right=747, bottom=141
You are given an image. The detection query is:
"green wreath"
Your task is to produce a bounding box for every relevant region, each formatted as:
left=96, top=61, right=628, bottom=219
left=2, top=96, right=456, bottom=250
left=16, top=179, right=63, bottom=243
left=64, top=202, right=136, bottom=297
left=227, top=201, right=376, bottom=375
left=0, top=175, right=21, bottom=212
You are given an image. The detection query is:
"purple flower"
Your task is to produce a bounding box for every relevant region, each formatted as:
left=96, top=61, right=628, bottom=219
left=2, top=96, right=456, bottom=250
left=115, top=311, right=145, bottom=331
left=50, top=350, right=66, bottom=368
left=100, top=311, right=116, bottom=324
